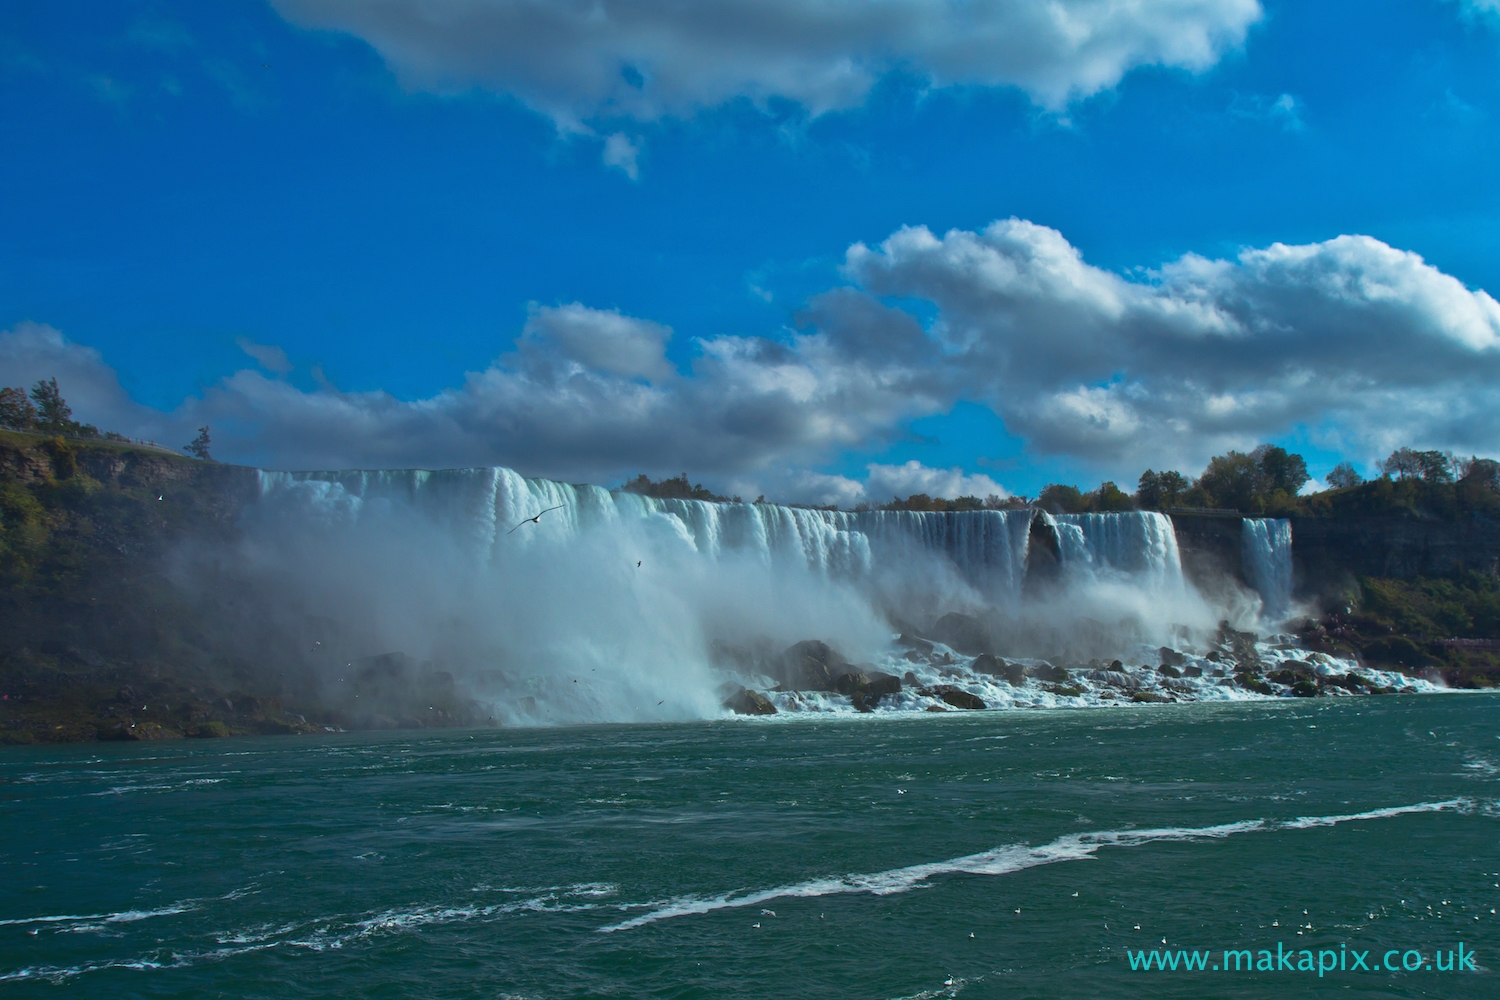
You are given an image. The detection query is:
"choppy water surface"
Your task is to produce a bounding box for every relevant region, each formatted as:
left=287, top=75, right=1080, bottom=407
left=3, top=696, right=1498, bottom=998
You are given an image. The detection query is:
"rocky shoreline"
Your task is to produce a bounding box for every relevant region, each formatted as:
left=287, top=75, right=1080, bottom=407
left=720, top=613, right=1441, bottom=717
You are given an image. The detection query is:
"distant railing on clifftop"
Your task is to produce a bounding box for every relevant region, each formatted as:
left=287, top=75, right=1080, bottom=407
left=1165, top=507, right=1243, bottom=517
left=1437, top=638, right=1500, bottom=650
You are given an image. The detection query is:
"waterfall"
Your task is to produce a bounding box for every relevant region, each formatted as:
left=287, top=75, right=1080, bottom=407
left=241, top=466, right=1224, bottom=723
left=1241, top=518, right=1294, bottom=619
left=257, top=468, right=1041, bottom=604
left=1051, top=511, right=1185, bottom=589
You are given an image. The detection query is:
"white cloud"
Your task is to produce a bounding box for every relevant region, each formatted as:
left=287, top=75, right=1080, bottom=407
left=8, top=217, right=1500, bottom=497
left=271, top=0, right=1263, bottom=127
left=864, top=461, right=1007, bottom=502
left=236, top=337, right=294, bottom=375
left=841, top=219, right=1500, bottom=473
left=601, top=131, right=641, bottom=178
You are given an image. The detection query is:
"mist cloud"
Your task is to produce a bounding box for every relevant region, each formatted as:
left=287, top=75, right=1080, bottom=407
left=272, top=0, right=1263, bottom=127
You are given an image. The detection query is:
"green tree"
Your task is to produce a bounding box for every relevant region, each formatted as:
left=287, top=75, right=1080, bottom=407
left=29, top=378, right=71, bottom=433
left=1136, top=469, right=1188, bottom=508
left=1197, top=451, right=1260, bottom=511
left=0, top=387, right=36, bottom=430
left=185, top=426, right=213, bottom=461
left=1036, top=483, right=1086, bottom=513
left=1253, top=444, right=1310, bottom=495
left=1382, top=447, right=1453, bottom=483
left=1089, top=481, right=1135, bottom=511
left=1325, top=461, right=1363, bottom=489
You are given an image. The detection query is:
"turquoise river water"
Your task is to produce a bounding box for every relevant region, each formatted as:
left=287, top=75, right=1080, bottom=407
left=3, top=695, right=1498, bottom=998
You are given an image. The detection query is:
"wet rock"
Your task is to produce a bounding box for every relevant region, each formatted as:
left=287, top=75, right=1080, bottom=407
left=902, top=671, right=920, bottom=687
left=1206, top=651, right=1222, bottom=663
left=896, top=634, right=934, bottom=655
left=863, top=672, right=903, bottom=698
left=1131, top=692, right=1169, bottom=703
left=1289, top=679, right=1320, bottom=698
left=1158, top=647, right=1187, bottom=667
left=834, top=671, right=871, bottom=695
left=1235, top=674, right=1274, bottom=696
left=723, top=687, right=777, bottom=716
left=1108, top=659, right=1126, bottom=672
left=1026, top=662, right=1070, bottom=683
left=925, top=705, right=948, bottom=712
left=1044, top=683, right=1086, bottom=697
left=1157, top=664, right=1182, bottom=679
left=973, top=654, right=1026, bottom=685
left=927, top=613, right=992, bottom=656
left=188, top=721, right=230, bottom=738
left=1181, top=665, right=1203, bottom=678
left=778, top=640, right=848, bottom=691
left=938, top=687, right=986, bottom=710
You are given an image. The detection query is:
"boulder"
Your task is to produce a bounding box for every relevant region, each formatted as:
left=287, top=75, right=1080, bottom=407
left=902, top=671, right=921, bottom=687
left=1157, top=664, right=1182, bottom=679
left=938, top=687, right=986, bottom=710
left=777, top=640, right=848, bottom=691
left=1026, top=662, right=1070, bottom=683
left=1158, top=646, right=1187, bottom=667
left=1181, top=665, right=1203, bottom=678
left=973, top=653, right=1026, bottom=685
left=188, top=721, right=230, bottom=738
left=863, top=672, right=903, bottom=698
left=724, top=687, right=778, bottom=715
left=834, top=671, right=871, bottom=695
left=927, top=612, right=992, bottom=656
left=895, top=633, right=934, bottom=655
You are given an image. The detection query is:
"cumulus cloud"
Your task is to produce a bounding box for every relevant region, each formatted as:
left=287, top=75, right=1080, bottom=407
left=237, top=337, right=294, bottom=375
left=8, top=218, right=1499, bottom=498
left=601, top=132, right=641, bottom=179
left=271, top=0, right=1263, bottom=127
left=842, top=219, right=1500, bottom=472
left=864, top=461, right=1007, bottom=502
left=0, top=302, right=948, bottom=493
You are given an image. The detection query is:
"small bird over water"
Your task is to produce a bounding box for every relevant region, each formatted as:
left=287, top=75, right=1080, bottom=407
left=507, top=504, right=565, bottom=534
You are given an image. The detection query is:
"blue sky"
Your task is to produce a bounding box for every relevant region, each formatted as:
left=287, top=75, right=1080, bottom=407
left=3, top=1, right=1500, bottom=502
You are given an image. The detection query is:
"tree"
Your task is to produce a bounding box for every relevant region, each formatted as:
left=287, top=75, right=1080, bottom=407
left=1136, top=469, right=1188, bottom=509
left=1252, top=444, right=1310, bottom=496
left=29, top=378, right=71, bottom=433
left=1459, top=458, right=1500, bottom=492
left=1089, top=481, right=1135, bottom=511
left=1325, top=462, right=1363, bottom=489
left=0, top=387, right=36, bottom=430
left=1196, top=451, right=1260, bottom=511
left=1382, top=447, right=1452, bottom=483
left=185, top=426, right=213, bottom=461
left=1036, top=483, right=1086, bottom=513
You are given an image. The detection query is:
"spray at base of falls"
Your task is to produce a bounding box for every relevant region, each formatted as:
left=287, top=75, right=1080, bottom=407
left=240, top=467, right=1334, bottom=725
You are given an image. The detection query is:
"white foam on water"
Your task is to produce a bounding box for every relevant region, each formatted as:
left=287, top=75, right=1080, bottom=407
left=0, top=902, right=194, bottom=928
left=598, top=798, right=1477, bottom=932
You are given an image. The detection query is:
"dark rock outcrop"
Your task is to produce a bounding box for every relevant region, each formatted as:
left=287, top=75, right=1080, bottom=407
left=724, top=687, right=777, bottom=715
left=1026, top=662, right=1069, bottom=683
left=936, top=687, right=986, bottom=710
left=776, top=640, right=848, bottom=691
left=973, top=653, right=1026, bottom=685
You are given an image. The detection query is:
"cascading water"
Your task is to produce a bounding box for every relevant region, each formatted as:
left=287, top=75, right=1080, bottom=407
left=244, top=466, right=1234, bottom=723
left=1241, top=518, right=1294, bottom=620
left=1049, top=511, right=1185, bottom=589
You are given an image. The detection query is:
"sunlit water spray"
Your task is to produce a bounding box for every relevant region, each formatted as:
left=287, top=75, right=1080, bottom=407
left=239, top=469, right=1430, bottom=724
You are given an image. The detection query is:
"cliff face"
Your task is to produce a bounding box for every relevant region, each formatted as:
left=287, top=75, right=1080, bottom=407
left=1290, top=514, right=1500, bottom=589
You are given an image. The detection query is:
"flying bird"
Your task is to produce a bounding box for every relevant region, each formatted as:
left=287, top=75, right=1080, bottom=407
left=507, top=504, right=565, bottom=534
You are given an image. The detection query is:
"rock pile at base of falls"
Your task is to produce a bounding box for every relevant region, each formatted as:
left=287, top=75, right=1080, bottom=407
left=723, top=687, right=777, bottom=716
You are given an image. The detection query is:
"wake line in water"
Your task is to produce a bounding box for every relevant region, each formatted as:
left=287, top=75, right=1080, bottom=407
left=598, top=798, right=1477, bottom=932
